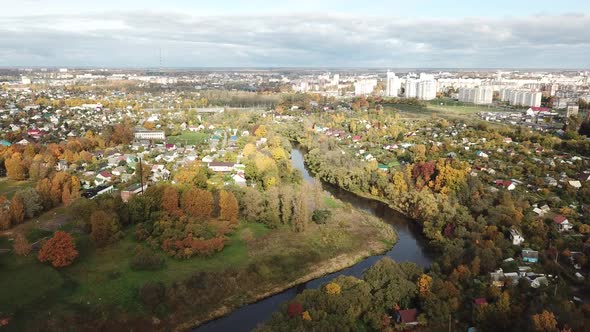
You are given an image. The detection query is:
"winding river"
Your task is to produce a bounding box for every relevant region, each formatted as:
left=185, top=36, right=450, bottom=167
left=194, top=147, right=433, bottom=332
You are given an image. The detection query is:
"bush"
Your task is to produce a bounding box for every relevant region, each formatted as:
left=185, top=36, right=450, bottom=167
left=312, top=209, right=332, bottom=224
left=139, top=281, right=166, bottom=310
left=130, top=246, right=165, bottom=271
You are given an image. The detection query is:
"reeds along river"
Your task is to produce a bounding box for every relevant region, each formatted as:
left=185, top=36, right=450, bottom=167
left=194, top=147, right=433, bottom=332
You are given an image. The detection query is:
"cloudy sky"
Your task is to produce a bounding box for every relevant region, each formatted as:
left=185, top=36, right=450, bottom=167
left=1, top=0, right=589, bottom=68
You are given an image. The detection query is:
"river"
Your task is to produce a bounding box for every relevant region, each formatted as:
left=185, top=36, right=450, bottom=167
left=194, top=147, right=433, bottom=332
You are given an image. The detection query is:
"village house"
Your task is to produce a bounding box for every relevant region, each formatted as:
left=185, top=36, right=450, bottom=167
left=522, top=249, right=539, bottom=263
left=208, top=162, right=236, bottom=173
left=120, top=183, right=148, bottom=202
left=509, top=229, right=525, bottom=246
left=95, top=171, right=113, bottom=185
left=396, top=309, right=418, bottom=325
left=494, top=179, right=516, bottom=191
left=553, top=215, right=573, bottom=232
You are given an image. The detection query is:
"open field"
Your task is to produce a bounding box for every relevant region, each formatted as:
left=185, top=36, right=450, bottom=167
left=0, top=179, right=35, bottom=199
left=0, top=194, right=395, bottom=330
left=166, top=132, right=209, bottom=145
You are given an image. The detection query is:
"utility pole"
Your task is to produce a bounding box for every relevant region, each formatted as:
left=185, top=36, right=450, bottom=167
left=138, top=157, right=144, bottom=195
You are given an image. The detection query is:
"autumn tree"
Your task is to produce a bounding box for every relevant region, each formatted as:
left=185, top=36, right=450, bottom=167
left=292, top=186, right=310, bottom=232
left=181, top=188, right=213, bottom=219
left=10, top=195, right=25, bottom=225
left=38, top=231, right=78, bottom=267
left=13, top=233, right=31, bottom=256
left=280, top=185, right=294, bottom=225
left=0, top=209, right=11, bottom=230
left=5, top=152, right=26, bottom=180
left=90, top=211, right=120, bottom=247
left=161, top=185, right=180, bottom=216
left=417, top=274, right=433, bottom=296
left=219, top=190, right=239, bottom=225
left=531, top=310, right=558, bottom=332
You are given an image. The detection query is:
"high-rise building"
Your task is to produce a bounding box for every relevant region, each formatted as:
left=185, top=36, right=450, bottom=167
left=458, top=87, right=494, bottom=105
left=417, top=80, right=437, bottom=100
left=386, top=71, right=401, bottom=97
left=405, top=79, right=418, bottom=98
left=354, top=79, right=377, bottom=96
left=500, top=89, right=542, bottom=107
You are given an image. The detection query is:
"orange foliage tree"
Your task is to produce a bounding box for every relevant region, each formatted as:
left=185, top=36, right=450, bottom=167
left=219, top=190, right=239, bottom=224
left=38, top=231, right=78, bottom=267
left=181, top=188, right=213, bottom=219
left=13, top=233, right=31, bottom=256
left=10, top=195, right=25, bottom=225
left=161, top=186, right=180, bottom=216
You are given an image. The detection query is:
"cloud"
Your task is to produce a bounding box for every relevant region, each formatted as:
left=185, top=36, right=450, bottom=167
left=0, top=12, right=588, bottom=68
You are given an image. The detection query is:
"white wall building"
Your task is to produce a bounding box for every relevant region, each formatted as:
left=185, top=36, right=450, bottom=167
left=458, top=87, right=494, bottom=105
left=404, top=74, right=437, bottom=100
left=134, top=130, right=166, bottom=141
left=354, top=79, right=378, bottom=96
left=386, top=71, right=401, bottom=97
left=500, top=89, right=542, bottom=107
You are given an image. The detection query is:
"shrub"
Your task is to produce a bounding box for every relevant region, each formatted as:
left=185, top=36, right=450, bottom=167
left=130, top=246, right=165, bottom=271
left=139, top=281, right=166, bottom=310
left=312, top=209, right=332, bottom=224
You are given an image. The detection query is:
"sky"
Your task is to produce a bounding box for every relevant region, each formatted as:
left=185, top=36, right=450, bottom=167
left=0, top=0, right=589, bottom=68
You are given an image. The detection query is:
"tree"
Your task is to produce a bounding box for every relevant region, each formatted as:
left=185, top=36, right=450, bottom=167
left=280, top=185, right=294, bottom=225
left=161, top=185, right=180, bottom=216
left=325, top=282, right=341, bottom=295
left=292, top=186, right=310, bottom=232
left=13, top=233, right=31, bottom=256
left=417, top=274, right=433, bottom=296
left=0, top=209, right=11, bottom=230
left=219, top=190, right=239, bottom=224
left=255, top=124, right=268, bottom=137
left=38, top=231, right=78, bottom=267
left=287, top=301, right=303, bottom=317
left=5, top=153, right=26, bottom=180
left=531, top=310, right=558, bottom=332
left=181, top=188, right=213, bottom=219
left=90, top=211, right=120, bottom=247
left=14, top=188, right=42, bottom=218
left=10, top=195, right=25, bottom=225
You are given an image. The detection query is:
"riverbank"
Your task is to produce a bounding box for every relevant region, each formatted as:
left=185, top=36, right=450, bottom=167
left=177, top=225, right=396, bottom=331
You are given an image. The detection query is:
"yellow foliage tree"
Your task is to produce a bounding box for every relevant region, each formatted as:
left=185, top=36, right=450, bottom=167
left=302, top=311, right=312, bottom=321
left=325, top=282, right=341, bottom=295
left=417, top=274, right=433, bottom=295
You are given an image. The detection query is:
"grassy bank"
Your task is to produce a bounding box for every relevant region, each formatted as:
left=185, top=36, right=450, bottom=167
left=0, top=195, right=396, bottom=331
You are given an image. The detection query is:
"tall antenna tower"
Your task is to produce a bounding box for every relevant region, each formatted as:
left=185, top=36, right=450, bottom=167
left=159, top=48, right=162, bottom=75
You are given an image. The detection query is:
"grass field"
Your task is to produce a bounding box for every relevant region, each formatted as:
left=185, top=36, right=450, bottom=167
left=166, top=132, right=209, bottom=145
left=388, top=99, right=510, bottom=120
left=0, top=179, right=35, bottom=199
left=0, top=192, right=395, bottom=330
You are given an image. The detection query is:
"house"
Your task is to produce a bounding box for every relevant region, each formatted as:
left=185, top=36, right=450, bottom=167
left=476, top=151, right=489, bottom=158
left=530, top=276, right=549, bottom=288
left=509, top=229, right=525, bottom=246
left=0, top=139, right=11, bottom=147
left=490, top=269, right=505, bottom=287
left=352, top=135, right=362, bottom=143
left=494, top=180, right=516, bottom=191
left=95, top=171, right=113, bottom=185
left=396, top=309, right=418, bottom=325
left=82, top=185, right=114, bottom=199
left=578, top=172, right=590, bottom=182
left=568, top=180, right=582, bottom=189
left=474, top=298, right=488, bottom=306
left=553, top=215, right=573, bottom=232
left=522, top=249, right=539, bottom=263
left=120, top=183, right=147, bottom=202
left=208, top=162, right=235, bottom=173
left=232, top=172, right=247, bottom=186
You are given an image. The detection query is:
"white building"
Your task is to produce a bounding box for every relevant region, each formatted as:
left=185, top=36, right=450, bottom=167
left=500, top=89, right=542, bottom=107
left=404, top=74, right=437, bottom=100
left=458, top=87, right=494, bottom=105
left=386, top=71, right=401, bottom=97
left=354, top=79, right=378, bottom=96
left=134, top=130, right=166, bottom=141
